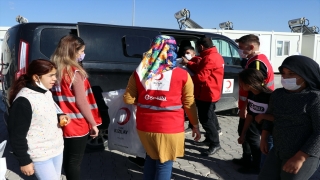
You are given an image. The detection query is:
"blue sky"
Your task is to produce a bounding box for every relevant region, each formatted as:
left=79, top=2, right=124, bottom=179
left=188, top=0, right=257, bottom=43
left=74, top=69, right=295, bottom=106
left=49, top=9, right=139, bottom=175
left=0, top=0, right=319, bottom=32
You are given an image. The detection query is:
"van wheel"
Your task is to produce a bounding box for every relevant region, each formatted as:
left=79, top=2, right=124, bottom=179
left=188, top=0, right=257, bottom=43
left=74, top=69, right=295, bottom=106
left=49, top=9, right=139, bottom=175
left=86, top=128, right=108, bottom=151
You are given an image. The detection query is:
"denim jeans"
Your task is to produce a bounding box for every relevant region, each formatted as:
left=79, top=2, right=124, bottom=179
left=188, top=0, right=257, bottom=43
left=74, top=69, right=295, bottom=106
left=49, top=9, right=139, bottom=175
left=143, top=155, right=173, bottom=180
left=259, top=148, right=320, bottom=180
left=33, top=152, right=63, bottom=180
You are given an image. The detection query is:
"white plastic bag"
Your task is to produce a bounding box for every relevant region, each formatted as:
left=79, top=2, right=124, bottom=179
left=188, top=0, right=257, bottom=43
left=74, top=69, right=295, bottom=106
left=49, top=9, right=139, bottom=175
left=0, top=140, right=7, bottom=180
left=102, top=89, right=145, bottom=158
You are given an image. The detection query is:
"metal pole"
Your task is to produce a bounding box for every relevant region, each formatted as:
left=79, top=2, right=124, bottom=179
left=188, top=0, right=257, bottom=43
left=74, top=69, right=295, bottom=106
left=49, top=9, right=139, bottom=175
left=132, top=0, right=135, bottom=26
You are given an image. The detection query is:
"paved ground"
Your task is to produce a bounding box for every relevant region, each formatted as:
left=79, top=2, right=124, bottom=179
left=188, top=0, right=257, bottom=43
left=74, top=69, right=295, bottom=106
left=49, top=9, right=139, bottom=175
left=2, top=75, right=320, bottom=180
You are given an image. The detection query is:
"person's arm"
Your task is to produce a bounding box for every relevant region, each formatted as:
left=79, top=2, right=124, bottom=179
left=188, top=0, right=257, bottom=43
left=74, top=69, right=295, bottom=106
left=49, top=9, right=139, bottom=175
left=239, top=114, right=253, bottom=143
left=260, top=130, right=271, bottom=154
left=186, top=56, right=202, bottom=73
left=182, top=74, right=198, bottom=127
left=182, top=74, right=201, bottom=141
left=72, top=72, right=97, bottom=126
left=123, top=73, right=138, bottom=105
left=7, top=97, right=33, bottom=166
left=191, top=56, right=222, bottom=83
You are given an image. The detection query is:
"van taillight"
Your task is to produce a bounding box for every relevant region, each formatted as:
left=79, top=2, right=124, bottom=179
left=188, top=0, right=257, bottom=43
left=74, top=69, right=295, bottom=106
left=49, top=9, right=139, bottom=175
left=15, top=40, right=29, bottom=79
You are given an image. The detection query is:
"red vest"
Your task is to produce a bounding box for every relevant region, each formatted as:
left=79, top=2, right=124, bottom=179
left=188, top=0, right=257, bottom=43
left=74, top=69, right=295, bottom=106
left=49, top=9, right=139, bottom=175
left=52, top=67, right=102, bottom=138
left=134, top=68, right=188, bottom=133
left=238, top=54, right=275, bottom=109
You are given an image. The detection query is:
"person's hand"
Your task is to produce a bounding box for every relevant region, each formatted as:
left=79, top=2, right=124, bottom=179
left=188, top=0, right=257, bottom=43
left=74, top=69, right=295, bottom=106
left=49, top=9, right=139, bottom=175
left=59, top=115, right=71, bottom=127
left=238, top=135, right=245, bottom=144
left=192, top=125, right=201, bottom=142
left=260, top=138, right=269, bottom=155
left=181, top=56, right=189, bottom=65
left=255, top=114, right=264, bottom=124
left=282, top=155, right=305, bottom=174
left=90, top=125, right=99, bottom=139
left=20, top=163, right=34, bottom=176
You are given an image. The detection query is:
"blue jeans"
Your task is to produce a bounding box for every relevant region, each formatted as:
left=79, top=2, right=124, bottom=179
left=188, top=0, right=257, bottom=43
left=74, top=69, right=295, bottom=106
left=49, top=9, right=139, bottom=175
left=260, top=134, right=273, bottom=168
left=143, top=155, right=173, bottom=180
left=33, top=152, right=63, bottom=180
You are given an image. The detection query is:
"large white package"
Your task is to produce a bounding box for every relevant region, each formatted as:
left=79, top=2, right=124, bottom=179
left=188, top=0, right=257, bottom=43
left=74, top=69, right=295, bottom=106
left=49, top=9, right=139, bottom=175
left=102, top=89, right=145, bottom=158
left=0, top=140, right=7, bottom=180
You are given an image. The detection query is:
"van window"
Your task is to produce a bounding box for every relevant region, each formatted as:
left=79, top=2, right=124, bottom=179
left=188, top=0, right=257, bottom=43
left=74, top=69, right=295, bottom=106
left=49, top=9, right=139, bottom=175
left=40, top=28, right=76, bottom=58
left=212, top=39, right=241, bottom=66
left=123, top=35, right=151, bottom=58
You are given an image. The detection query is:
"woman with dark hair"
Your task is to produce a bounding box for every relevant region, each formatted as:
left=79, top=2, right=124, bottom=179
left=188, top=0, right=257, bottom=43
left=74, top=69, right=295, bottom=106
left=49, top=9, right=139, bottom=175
left=8, top=59, right=68, bottom=179
left=258, top=55, right=320, bottom=180
left=237, top=68, right=274, bottom=174
left=123, top=35, right=201, bottom=179
left=51, top=35, right=102, bottom=180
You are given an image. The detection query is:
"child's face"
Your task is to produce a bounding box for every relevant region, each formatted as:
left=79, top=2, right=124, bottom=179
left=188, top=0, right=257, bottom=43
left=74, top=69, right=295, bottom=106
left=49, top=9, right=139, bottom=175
left=37, top=68, right=57, bottom=89
left=185, top=49, right=195, bottom=57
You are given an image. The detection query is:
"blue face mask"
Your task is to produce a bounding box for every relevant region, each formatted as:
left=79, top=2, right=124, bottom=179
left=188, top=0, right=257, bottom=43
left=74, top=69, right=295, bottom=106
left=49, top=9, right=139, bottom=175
left=77, top=54, right=85, bottom=62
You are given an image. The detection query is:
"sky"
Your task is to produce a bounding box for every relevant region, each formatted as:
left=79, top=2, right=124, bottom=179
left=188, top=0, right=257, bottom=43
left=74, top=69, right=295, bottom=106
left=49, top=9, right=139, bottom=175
left=0, top=0, right=319, bottom=32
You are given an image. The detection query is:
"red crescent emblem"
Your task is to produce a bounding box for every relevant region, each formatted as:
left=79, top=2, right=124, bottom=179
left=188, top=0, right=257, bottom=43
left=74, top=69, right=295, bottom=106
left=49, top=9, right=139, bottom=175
left=117, top=107, right=131, bottom=125
left=155, top=74, right=164, bottom=80
left=226, top=80, right=232, bottom=89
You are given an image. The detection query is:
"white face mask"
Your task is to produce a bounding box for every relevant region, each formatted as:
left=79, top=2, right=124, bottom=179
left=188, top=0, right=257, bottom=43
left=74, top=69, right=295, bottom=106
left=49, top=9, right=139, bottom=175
left=185, top=54, right=192, bottom=60
left=238, top=50, right=247, bottom=58
left=35, top=77, right=48, bottom=90
left=281, top=77, right=301, bottom=90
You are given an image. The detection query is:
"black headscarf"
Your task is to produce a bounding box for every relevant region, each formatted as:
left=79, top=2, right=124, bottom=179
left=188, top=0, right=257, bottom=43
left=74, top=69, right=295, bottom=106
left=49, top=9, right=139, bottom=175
left=279, top=55, right=320, bottom=90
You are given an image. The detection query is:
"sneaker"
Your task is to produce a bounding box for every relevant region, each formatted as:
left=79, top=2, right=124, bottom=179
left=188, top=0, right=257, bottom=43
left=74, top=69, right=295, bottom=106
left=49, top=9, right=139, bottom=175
left=218, top=129, right=223, bottom=136
left=185, top=127, right=192, bottom=134
left=128, top=156, right=145, bottom=168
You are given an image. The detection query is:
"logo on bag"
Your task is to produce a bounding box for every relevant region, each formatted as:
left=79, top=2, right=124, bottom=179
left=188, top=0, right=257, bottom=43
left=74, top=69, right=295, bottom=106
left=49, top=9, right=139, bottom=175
left=117, top=107, right=131, bottom=125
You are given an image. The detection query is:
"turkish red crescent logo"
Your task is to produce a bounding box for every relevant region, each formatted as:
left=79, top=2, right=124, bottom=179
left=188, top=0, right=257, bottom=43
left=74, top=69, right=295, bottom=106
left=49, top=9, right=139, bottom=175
left=117, top=107, right=131, bottom=125
left=155, top=74, right=164, bottom=80
left=226, top=80, right=232, bottom=89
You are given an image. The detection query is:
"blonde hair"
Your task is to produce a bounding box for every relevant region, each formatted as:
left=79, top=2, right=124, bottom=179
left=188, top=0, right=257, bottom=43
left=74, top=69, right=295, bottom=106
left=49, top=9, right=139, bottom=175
left=51, top=35, right=87, bottom=83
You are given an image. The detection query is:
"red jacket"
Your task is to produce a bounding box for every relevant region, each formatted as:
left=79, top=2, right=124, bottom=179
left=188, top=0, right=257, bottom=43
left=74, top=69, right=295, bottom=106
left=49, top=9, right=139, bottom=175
left=187, top=47, right=224, bottom=102
left=134, top=68, right=188, bottom=133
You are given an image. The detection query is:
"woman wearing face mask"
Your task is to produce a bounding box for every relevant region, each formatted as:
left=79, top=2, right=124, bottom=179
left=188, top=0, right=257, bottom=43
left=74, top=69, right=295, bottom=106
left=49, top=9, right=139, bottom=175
left=257, top=55, right=320, bottom=180
left=7, top=59, right=69, bottom=179
left=51, top=35, right=102, bottom=180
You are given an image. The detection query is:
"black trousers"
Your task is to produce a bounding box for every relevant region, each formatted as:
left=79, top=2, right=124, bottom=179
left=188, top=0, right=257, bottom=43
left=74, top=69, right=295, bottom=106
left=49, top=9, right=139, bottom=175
left=196, top=100, right=220, bottom=146
left=237, top=118, right=261, bottom=167
left=63, top=135, right=88, bottom=180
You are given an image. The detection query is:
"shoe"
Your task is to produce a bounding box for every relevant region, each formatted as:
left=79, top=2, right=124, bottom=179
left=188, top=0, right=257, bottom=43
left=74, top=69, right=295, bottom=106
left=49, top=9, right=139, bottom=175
left=201, top=145, right=221, bottom=156
left=193, top=140, right=211, bottom=147
left=128, top=156, right=145, bottom=168
left=218, top=129, right=223, bottom=136
left=232, top=158, right=251, bottom=166
left=185, top=127, right=192, bottom=134
left=237, top=166, right=260, bottom=174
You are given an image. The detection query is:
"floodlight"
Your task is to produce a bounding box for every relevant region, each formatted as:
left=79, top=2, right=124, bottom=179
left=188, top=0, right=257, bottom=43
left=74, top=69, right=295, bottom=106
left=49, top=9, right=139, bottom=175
left=219, top=21, right=233, bottom=30
left=288, top=17, right=309, bottom=27
left=308, top=26, right=320, bottom=33
left=16, top=15, right=28, bottom=24
left=174, top=8, right=190, bottom=20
